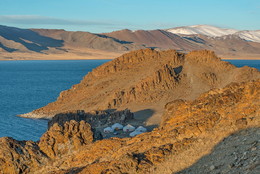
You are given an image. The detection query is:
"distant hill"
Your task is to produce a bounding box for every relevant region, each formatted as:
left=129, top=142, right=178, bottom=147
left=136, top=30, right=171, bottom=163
left=0, top=25, right=144, bottom=60
left=166, top=25, right=239, bottom=37
left=166, top=24, right=260, bottom=43
left=31, top=28, right=144, bottom=52
left=103, top=29, right=202, bottom=51
left=1, top=24, right=260, bottom=60
left=104, top=26, right=260, bottom=59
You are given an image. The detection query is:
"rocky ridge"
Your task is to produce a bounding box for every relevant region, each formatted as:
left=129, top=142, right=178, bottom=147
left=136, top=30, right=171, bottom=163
left=21, top=49, right=260, bottom=126
left=0, top=79, right=259, bottom=173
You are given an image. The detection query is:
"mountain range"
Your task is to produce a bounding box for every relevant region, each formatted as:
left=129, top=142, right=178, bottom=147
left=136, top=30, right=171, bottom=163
left=167, top=24, right=260, bottom=43
left=0, top=24, right=260, bottom=60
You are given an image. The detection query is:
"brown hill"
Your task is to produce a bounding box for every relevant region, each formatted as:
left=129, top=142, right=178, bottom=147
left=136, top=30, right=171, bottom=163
left=21, top=49, right=260, bottom=127
left=191, top=34, right=260, bottom=58
left=104, top=29, right=202, bottom=51
left=1, top=79, right=259, bottom=173
left=0, top=25, right=144, bottom=60
left=104, top=30, right=260, bottom=58
left=1, top=25, right=260, bottom=60
left=31, top=28, right=144, bottom=52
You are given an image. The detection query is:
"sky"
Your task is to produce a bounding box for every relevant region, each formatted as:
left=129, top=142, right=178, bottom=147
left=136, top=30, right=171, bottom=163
left=0, top=0, right=259, bottom=33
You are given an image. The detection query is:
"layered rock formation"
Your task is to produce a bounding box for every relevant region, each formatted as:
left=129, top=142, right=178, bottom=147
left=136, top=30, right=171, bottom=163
left=22, top=49, right=260, bottom=126
left=0, top=120, right=95, bottom=173
left=0, top=80, right=259, bottom=173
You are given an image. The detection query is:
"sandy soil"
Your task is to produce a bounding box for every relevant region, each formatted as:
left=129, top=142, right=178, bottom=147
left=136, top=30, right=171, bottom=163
left=1, top=50, right=260, bottom=61
left=0, top=49, right=123, bottom=60
left=220, top=54, right=260, bottom=60
left=222, top=57, right=260, bottom=60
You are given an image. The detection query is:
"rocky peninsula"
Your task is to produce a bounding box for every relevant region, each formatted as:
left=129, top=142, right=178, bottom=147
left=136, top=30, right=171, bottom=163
left=21, top=49, right=259, bottom=126
left=0, top=79, right=259, bottom=173
left=1, top=49, right=259, bottom=173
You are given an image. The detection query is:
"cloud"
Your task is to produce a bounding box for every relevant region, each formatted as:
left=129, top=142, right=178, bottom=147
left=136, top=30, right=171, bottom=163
left=0, top=15, right=113, bottom=26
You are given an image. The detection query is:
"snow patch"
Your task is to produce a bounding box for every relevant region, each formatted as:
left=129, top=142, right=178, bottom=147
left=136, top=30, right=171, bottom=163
left=167, top=25, right=238, bottom=37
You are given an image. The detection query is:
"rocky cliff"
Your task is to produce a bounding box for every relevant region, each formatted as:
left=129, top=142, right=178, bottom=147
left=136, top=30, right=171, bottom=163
left=21, top=49, right=260, bottom=127
left=0, top=79, right=259, bottom=173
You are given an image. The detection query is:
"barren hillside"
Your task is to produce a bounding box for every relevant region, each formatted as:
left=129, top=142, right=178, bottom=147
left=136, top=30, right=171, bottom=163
left=21, top=49, right=260, bottom=127
left=1, top=80, right=259, bottom=173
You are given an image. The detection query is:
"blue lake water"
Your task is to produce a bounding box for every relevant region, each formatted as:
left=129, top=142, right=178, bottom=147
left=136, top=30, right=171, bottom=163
left=0, top=60, right=110, bottom=141
left=0, top=59, right=259, bottom=141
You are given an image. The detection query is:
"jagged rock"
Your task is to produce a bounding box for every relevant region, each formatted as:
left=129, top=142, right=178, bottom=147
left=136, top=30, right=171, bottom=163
left=1, top=49, right=259, bottom=173
left=22, top=49, right=259, bottom=120
left=47, top=109, right=134, bottom=129
left=0, top=137, right=48, bottom=174
left=39, top=120, right=94, bottom=158
left=1, top=80, right=260, bottom=173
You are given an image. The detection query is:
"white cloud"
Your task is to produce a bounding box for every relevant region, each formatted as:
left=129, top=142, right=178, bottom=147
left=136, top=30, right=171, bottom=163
left=0, top=15, right=113, bottom=26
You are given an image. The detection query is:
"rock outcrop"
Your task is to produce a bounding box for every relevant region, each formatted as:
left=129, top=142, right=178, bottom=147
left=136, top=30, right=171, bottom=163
left=0, top=79, right=259, bottom=173
left=0, top=137, right=48, bottom=174
left=0, top=120, right=95, bottom=173
left=39, top=120, right=94, bottom=159
left=48, top=109, right=134, bottom=129
left=22, top=49, right=260, bottom=125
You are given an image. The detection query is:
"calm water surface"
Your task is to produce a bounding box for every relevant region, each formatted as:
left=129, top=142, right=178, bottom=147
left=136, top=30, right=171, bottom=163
left=0, top=59, right=259, bottom=141
left=0, top=60, right=109, bottom=141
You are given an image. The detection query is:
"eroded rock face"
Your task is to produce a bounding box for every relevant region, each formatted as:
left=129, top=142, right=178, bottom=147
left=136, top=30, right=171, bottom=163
left=75, top=80, right=260, bottom=174
left=23, top=49, right=260, bottom=119
left=0, top=137, right=48, bottom=174
left=48, top=109, right=134, bottom=129
left=39, top=120, right=94, bottom=158
left=0, top=80, right=259, bottom=174
left=0, top=120, right=94, bottom=173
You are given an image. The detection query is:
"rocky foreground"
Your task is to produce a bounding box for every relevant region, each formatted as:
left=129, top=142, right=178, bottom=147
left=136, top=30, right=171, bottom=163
left=2, top=49, right=260, bottom=173
left=0, top=79, right=259, bottom=173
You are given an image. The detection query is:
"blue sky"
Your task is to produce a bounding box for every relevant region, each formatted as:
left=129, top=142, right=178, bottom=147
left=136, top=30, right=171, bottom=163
left=0, top=0, right=259, bottom=33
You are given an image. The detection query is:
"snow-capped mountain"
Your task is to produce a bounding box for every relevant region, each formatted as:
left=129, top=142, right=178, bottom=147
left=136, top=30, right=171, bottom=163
left=166, top=25, right=260, bottom=43
left=167, top=25, right=238, bottom=37
left=235, top=30, right=260, bottom=43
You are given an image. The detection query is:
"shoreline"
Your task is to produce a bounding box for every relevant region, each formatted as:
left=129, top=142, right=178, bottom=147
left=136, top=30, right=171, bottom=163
left=17, top=112, right=53, bottom=120
left=1, top=57, right=260, bottom=61
left=221, top=57, right=260, bottom=60
left=0, top=58, right=113, bottom=61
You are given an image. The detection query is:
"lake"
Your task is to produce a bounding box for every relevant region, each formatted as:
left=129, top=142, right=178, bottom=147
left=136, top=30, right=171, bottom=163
left=0, top=59, right=259, bottom=141
left=0, top=60, right=110, bottom=141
